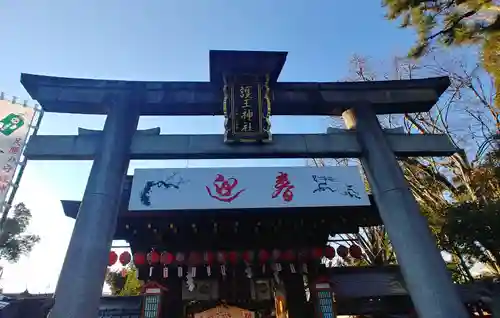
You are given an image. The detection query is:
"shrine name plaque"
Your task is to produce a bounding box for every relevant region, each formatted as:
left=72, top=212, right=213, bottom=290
left=223, top=74, right=271, bottom=143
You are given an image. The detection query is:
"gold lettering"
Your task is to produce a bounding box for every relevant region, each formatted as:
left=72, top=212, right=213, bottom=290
left=239, top=85, right=252, bottom=100
left=242, top=99, right=251, bottom=108
left=241, top=122, right=253, bottom=132
left=240, top=108, right=253, bottom=121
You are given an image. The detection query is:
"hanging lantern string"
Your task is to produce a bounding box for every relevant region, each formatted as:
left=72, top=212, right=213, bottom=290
left=129, top=245, right=364, bottom=267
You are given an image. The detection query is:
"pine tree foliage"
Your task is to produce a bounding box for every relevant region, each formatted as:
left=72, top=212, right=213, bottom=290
left=0, top=202, right=40, bottom=262
left=320, top=51, right=499, bottom=282
left=384, top=0, right=500, bottom=55
left=383, top=0, right=500, bottom=113
left=105, top=266, right=143, bottom=296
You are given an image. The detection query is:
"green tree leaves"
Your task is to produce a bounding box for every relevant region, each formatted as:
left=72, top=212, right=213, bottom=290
left=105, top=266, right=142, bottom=296
left=0, top=203, right=40, bottom=262
left=383, top=0, right=500, bottom=120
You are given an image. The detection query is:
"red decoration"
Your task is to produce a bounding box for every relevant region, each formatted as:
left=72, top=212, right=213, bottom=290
left=121, top=268, right=128, bottom=277
left=258, top=249, right=270, bottom=263
left=109, top=251, right=118, bottom=266
left=217, top=251, right=227, bottom=263
left=206, top=174, right=246, bottom=202
left=311, top=247, right=324, bottom=259
left=272, top=249, right=282, bottom=261
left=324, top=246, right=336, bottom=259
left=242, top=250, right=254, bottom=263
left=282, top=249, right=296, bottom=262
left=271, top=172, right=295, bottom=202
left=337, top=245, right=349, bottom=258
left=175, top=252, right=185, bottom=263
left=148, top=250, right=160, bottom=264
left=297, top=248, right=310, bottom=261
left=160, top=252, right=174, bottom=265
left=188, top=251, right=202, bottom=265
left=133, top=252, right=146, bottom=266
left=119, top=251, right=131, bottom=266
left=204, top=251, right=215, bottom=264
left=349, top=244, right=363, bottom=259
left=228, top=251, right=239, bottom=264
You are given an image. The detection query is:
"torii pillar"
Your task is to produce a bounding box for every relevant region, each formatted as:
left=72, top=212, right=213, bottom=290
left=343, top=104, right=468, bottom=318
left=48, top=88, right=143, bottom=318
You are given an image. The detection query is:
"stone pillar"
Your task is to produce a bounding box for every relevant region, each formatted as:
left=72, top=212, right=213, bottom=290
left=342, top=104, right=468, bottom=318
left=49, top=88, right=142, bottom=318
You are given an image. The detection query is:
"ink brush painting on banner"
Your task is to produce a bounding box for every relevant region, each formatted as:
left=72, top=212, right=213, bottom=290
left=128, top=166, right=370, bottom=211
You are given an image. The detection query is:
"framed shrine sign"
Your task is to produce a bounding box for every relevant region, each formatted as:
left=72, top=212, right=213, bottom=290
left=143, top=294, right=161, bottom=318
left=223, top=74, right=271, bottom=143
left=141, top=281, right=168, bottom=318
left=313, top=282, right=337, bottom=318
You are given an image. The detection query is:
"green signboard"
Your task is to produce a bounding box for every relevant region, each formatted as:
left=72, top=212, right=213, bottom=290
left=0, top=113, right=25, bottom=136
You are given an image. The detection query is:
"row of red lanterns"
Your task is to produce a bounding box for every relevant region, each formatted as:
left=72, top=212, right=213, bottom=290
left=108, top=245, right=363, bottom=267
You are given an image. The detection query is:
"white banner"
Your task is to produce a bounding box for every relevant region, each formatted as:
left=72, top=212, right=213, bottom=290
left=0, top=100, right=35, bottom=206
left=129, top=166, right=369, bottom=211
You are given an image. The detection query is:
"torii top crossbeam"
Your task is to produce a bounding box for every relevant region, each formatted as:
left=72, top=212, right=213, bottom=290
left=21, top=50, right=449, bottom=116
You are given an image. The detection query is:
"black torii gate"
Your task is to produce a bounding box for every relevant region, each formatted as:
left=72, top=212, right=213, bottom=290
left=21, top=50, right=468, bottom=318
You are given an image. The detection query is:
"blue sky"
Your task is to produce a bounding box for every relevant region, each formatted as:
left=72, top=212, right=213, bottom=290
left=0, top=0, right=417, bottom=293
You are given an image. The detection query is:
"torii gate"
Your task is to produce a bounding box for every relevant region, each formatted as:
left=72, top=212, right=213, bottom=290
left=21, top=50, right=468, bottom=318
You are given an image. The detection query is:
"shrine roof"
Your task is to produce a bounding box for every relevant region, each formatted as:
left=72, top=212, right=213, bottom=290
left=21, top=51, right=450, bottom=116
left=209, top=50, right=287, bottom=84
left=60, top=175, right=382, bottom=250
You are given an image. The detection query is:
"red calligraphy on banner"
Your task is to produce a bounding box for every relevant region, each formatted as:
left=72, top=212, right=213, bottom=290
left=12, top=138, right=22, bottom=146
left=2, top=164, right=13, bottom=173
left=206, top=174, right=246, bottom=203
left=0, top=174, right=10, bottom=192
left=9, top=138, right=22, bottom=154
left=272, top=172, right=294, bottom=202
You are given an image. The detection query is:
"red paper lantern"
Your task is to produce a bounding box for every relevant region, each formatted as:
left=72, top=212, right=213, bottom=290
left=204, top=251, right=215, bottom=264
left=109, top=251, right=118, bottom=266
left=160, top=252, right=174, bottom=265
left=297, top=248, right=309, bottom=261
left=119, top=251, right=131, bottom=266
left=272, top=249, right=281, bottom=261
left=148, top=250, right=160, bottom=264
left=311, top=247, right=323, bottom=259
left=258, top=249, right=270, bottom=263
left=228, top=251, right=239, bottom=264
left=217, top=251, right=227, bottom=263
left=133, top=252, right=146, bottom=266
left=337, top=245, right=349, bottom=258
left=282, top=249, right=296, bottom=262
left=349, top=244, right=363, bottom=259
left=175, top=252, right=185, bottom=263
left=324, top=246, right=336, bottom=259
left=242, top=250, right=254, bottom=263
left=188, top=251, right=202, bottom=265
